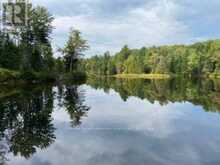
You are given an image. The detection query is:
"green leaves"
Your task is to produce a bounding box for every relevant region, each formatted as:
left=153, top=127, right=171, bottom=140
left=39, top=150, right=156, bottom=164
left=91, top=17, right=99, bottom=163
left=60, top=28, right=89, bottom=72
left=84, top=39, right=220, bottom=77
left=0, top=4, right=55, bottom=73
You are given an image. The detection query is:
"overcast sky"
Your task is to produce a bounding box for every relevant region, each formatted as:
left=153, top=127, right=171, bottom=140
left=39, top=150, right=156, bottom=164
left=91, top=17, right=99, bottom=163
left=32, top=0, right=220, bottom=57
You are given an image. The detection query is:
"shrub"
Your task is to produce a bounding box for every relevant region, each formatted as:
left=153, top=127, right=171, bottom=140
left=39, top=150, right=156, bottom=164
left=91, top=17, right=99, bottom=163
left=63, top=71, right=87, bottom=84
left=20, top=71, right=38, bottom=82
left=0, top=68, right=20, bottom=82
left=36, top=72, right=57, bottom=82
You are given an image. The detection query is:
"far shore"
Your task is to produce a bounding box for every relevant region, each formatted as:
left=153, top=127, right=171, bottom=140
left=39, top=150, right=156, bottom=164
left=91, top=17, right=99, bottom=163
left=87, top=73, right=220, bottom=80
left=112, top=74, right=171, bottom=79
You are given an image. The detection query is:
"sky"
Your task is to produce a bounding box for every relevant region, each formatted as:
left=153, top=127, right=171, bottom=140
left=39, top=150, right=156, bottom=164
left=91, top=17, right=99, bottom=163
left=31, top=0, right=220, bottom=57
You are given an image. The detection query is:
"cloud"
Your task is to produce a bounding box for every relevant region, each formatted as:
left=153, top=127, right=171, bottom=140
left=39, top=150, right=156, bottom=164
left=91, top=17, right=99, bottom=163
left=52, top=0, right=189, bottom=56
left=9, top=85, right=220, bottom=165
left=174, top=0, right=220, bottom=40
left=32, top=0, right=220, bottom=57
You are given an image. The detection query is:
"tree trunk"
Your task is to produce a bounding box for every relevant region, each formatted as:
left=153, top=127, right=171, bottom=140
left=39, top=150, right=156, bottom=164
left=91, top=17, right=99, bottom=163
left=70, top=55, right=73, bottom=72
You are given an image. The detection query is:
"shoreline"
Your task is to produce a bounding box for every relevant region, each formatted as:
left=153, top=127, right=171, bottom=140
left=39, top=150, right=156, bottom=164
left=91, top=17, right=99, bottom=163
left=112, top=74, right=171, bottom=79
left=89, top=73, right=220, bottom=80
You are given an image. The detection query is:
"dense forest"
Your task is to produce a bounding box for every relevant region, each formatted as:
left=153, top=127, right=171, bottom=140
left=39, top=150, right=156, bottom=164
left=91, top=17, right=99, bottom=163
left=84, top=40, right=220, bottom=78
left=0, top=5, right=55, bottom=80
left=0, top=1, right=88, bottom=83
left=1, top=1, right=220, bottom=83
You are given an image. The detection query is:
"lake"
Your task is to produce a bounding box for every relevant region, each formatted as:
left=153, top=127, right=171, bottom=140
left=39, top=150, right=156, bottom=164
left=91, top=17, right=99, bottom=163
left=0, top=78, right=220, bottom=165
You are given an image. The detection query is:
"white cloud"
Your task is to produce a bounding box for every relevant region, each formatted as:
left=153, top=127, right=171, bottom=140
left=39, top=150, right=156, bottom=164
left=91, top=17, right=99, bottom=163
left=31, top=0, right=220, bottom=56
left=52, top=0, right=189, bottom=56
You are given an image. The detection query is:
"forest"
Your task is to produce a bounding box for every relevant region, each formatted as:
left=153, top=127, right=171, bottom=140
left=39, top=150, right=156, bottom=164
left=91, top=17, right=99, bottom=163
left=84, top=40, right=220, bottom=78
left=0, top=4, right=55, bottom=81
left=1, top=1, right=220, bottom=84
left=0, top=1, right=88, bottom=83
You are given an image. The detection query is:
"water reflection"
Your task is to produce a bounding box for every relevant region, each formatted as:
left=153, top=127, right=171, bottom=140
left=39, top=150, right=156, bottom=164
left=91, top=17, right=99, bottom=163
left=86, top=77, right=220, bottom=113
left=0, top=85, right=55, bottom=162
left=0, top=83, right=89, bottom=163
left=0, top=78, right=220, bottom=164
left=57, top=85, right=90, bottom=127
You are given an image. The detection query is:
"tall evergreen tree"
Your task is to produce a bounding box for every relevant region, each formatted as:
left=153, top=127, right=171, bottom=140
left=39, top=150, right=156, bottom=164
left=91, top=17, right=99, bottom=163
left=60, top=28, right=89, bottom=72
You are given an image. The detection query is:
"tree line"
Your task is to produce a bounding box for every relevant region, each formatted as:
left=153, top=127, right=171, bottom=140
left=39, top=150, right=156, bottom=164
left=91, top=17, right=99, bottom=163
left=0, top=1, right=89, bottom=82
left=1, top=0, right=220, bottom=81
left=0, top=5, right=54, bottom=73
left=84, top=40, right=220, bottom=77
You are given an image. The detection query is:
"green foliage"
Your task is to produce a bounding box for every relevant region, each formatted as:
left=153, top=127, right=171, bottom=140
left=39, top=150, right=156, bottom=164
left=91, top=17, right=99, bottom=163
left=64, top=71, right=87, bottom=82
left=0, top=34, right=22, bottom=70
left=55, top=57, right=65, bottom=74
left=20, top=71, right=38, bottom=82
left=0, top=68, right=20, bottom=82
left=209, top=73, right=220, bottom=79
left=84, top=39, right=220, bottom=77
left=19, top=71, right=57, bottom=83
left=59, top=28, right=89, bottom=72
left=0, top=3, right=58, bottom=83
left=35, top=71, right=57, bottom=82
left=115, top=45, right=131, bottom=74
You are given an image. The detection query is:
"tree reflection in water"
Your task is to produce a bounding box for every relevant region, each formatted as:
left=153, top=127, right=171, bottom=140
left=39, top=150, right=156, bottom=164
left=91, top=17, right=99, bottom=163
left=0, top=77, right=219, bottom=163
left=0, top=85, right=56, bottom=160
left=57, top=85, right=90, bottom=127
left=86, top=77, right=220, bottom=113
left=0, top=83, right=90, bottom=162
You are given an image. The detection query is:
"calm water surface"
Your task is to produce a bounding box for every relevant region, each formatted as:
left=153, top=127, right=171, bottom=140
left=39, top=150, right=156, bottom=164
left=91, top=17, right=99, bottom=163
left=0, top=78, right=220, bottom=165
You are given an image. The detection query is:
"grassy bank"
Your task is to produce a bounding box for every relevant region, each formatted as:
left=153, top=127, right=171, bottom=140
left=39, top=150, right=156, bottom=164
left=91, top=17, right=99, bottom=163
left=208, top=73, right=220, bottom=79
left=113, top=74, right=171, bottom=79
left=0, top=68, right=87, bottom=85
left=0, top=68, right=20, bottom=83
left=0, top=68, right=57, bottom=84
